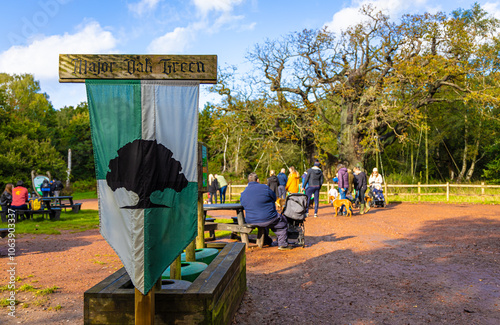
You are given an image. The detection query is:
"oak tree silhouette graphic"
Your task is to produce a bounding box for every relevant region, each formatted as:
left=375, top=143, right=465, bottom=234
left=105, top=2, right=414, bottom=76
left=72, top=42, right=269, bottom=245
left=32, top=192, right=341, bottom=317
left=106, top=139, right=188, bottom=209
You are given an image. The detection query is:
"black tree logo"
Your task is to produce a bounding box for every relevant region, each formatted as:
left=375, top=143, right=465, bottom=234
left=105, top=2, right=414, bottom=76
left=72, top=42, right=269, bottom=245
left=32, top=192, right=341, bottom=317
left=106, top=139, right=188, bottom=209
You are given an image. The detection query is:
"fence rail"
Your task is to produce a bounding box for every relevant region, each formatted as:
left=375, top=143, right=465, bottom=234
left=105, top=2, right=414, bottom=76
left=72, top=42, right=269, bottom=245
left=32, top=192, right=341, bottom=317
left=225, top=182, right=500, bottom=202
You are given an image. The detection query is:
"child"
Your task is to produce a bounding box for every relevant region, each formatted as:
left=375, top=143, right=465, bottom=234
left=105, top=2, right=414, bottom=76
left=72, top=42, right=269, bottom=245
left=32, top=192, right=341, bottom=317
left=328, top=186, right=339, bottom=204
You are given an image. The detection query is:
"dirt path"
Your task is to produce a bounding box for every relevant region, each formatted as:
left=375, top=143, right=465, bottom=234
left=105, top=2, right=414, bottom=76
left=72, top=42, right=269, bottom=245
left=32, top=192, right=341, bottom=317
left=1, top=202, right=499, bottom=324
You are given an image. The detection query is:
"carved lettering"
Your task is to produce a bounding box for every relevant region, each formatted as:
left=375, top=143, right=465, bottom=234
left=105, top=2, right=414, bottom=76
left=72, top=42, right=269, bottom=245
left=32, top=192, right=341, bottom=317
left=61, top=54, right=216, bottom=82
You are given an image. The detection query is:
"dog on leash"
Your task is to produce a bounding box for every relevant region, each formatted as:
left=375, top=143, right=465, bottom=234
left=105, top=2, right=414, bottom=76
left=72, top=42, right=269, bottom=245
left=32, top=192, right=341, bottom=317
left=333, top=199, right=353, bottom=217
left=275, top=198, right=286, bottom=213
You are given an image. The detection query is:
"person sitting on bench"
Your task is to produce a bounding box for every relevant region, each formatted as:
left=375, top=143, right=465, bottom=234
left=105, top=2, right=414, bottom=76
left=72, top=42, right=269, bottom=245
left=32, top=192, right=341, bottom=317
left=11, top=180, right=29, bottom=220
left=240, top=172, right=292, bottom=251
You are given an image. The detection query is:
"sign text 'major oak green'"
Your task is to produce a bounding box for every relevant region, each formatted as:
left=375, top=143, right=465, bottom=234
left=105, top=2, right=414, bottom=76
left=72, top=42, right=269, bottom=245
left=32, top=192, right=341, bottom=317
left=59, top=54, right=217, bottom=84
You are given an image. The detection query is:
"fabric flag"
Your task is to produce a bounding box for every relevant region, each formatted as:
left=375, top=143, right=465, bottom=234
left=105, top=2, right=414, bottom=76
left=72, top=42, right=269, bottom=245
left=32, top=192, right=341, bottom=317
left=86, top=80, right=199, bottom=294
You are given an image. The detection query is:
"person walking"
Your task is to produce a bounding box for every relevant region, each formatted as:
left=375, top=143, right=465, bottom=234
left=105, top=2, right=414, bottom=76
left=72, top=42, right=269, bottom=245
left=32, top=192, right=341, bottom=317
left=353, top=166, right=368, bottom=214
left=207, top=174, right=219, bottom=204
left=337, top=164, right=349, bottom=215
left=304, top=161, right=324, bottom=217
left=267, top=170, right=279, bottom=198
left=286, top=166, right=301, bottom=194
left=215, top=174, right=228, bottom=203
left=277, top=168, right=288, bottom=199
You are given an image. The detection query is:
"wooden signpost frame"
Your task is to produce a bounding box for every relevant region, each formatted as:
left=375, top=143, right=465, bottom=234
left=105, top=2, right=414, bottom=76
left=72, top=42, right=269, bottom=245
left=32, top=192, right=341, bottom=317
left=59, top=54, right=217, bottom=325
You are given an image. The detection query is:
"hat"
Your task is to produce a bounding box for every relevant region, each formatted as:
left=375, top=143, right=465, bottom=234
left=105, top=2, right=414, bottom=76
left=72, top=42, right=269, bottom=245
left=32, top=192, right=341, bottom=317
left=333, top=177, right=338, bottom=183
left=373, top=168, right=378, bottom=172
left=314, top=161, right=320, bottom=166
left=16, top=180, right=24, bottom=187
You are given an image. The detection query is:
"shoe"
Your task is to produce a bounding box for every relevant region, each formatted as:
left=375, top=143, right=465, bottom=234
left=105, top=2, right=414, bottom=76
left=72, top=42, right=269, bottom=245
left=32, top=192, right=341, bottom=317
left=365, top=205, right=371, bottom=213
left=264, top=236, right=273, bottom=247
left=314, top=214, right=317, bottom=218
left=278, top=245, right=293, bottom=251
left=359, top=204, right=365, bottom=215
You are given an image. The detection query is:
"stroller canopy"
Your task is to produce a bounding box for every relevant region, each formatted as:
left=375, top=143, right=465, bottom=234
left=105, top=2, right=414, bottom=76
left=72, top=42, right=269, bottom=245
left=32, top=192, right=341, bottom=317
left=282, top=193, right=308, bottom=221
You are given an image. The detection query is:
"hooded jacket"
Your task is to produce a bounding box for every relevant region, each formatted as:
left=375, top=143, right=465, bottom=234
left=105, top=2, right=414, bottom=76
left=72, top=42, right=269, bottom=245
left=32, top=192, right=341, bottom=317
left=267, top=175, right=279, bottom=197
left=304, top=166, right=324, bottom=187
left=338, top=167, right=349, bottom=189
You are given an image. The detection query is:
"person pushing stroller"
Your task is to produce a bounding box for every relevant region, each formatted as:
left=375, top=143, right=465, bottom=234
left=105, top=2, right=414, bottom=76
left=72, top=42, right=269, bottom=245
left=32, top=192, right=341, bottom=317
left=369, top=168, right=385, bottom=204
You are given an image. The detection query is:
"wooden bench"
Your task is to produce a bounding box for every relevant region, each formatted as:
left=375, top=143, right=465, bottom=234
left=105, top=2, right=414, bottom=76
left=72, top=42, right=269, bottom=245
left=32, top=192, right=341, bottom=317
left=203, top=204, right=269, bottom=248
left=203, top=204, right=257, bottom=247
left=13, top=207, right=62, bottom=221
left=0, top=228, right=8, bottom=238
left=42, top=196, right=81, bottom=213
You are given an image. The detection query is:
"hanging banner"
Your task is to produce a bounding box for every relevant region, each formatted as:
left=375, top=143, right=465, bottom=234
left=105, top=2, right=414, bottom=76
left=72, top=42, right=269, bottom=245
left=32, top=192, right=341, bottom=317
left=86, top=80, right=199, bottom=294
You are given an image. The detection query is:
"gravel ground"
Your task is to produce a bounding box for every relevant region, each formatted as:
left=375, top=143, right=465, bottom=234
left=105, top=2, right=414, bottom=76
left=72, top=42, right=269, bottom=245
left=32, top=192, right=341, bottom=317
left=1, top=201, right=499, bottom=324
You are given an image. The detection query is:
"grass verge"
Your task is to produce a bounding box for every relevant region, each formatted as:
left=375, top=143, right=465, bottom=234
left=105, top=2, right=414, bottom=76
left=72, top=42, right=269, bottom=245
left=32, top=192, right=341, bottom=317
left=4, top=210, right=99, bottom=235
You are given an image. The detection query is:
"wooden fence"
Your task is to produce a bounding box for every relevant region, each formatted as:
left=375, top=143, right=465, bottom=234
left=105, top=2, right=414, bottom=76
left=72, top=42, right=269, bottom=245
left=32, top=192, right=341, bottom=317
left=224, top=182, right=500, bottom=202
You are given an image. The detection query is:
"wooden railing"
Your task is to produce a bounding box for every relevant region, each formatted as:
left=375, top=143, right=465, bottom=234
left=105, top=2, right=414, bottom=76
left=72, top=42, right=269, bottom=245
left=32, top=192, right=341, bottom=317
left=224, top=182, right=500, bottom=202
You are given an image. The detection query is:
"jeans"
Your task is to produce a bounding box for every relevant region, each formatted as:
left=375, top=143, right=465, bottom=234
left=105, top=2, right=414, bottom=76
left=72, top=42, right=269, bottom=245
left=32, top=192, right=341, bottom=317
left=305, top=186, right=320, bottom=214
left=219, top=186, right=227, bottom=204
left=339, top=188, right=347, bottom=213
left=278, top=185, right=286, bottom=199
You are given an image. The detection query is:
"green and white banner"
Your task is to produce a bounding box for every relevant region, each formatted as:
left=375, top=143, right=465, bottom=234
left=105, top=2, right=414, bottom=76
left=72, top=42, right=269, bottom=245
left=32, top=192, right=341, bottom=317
left=86, top=80, right=199, bottom=294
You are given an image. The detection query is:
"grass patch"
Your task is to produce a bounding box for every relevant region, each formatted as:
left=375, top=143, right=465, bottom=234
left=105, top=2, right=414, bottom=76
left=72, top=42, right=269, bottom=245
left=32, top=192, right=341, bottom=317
left=71, top=191, right=97, bottom=200
left=48, top=304, right=63, bottom=311
left=18, top=284, right=36, bottom=292
left=6, top=210, right=99, bottom=235
left=0, top=298, right=19, bottom=307
left=35, top=286, right=58, bottom=296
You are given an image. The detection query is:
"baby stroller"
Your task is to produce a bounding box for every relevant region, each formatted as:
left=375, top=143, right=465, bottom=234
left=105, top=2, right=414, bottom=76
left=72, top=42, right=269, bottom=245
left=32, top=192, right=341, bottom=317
left=281, top=193, right=308, bottom=247
left=368, top=186, right=386, bottom=208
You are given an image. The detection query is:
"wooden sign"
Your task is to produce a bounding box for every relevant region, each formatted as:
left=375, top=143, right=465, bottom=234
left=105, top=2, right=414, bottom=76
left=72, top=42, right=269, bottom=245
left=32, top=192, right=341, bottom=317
left=59, top=54, right=217, bottom=84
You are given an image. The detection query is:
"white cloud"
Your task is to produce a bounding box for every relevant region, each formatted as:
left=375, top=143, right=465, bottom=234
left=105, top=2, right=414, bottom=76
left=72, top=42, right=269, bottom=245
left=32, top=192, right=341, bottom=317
left=128, top=0, right=161, bottom=16
left=148, top=0, right=250, bottom=54
left=484, top=2, right=500, bottom=19
left=0, top=21, right=117, bottom=79
left=325, top=0, right=431, bottom=34
left=147, top=26, right=196, bottom=54
left=193, top=0, right=245, bottom=15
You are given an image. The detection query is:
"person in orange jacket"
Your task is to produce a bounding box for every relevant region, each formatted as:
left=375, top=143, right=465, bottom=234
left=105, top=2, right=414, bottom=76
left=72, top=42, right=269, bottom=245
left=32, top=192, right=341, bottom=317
left=285, top=166, right=301, bottom=193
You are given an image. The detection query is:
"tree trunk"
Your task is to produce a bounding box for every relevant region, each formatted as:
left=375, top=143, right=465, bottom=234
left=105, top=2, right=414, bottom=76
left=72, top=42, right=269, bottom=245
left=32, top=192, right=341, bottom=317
left=222, top=134, right=228, bottom=173
left=457, top=114, right=468, bottom=183
left=339, top=104, right=363, bottom=167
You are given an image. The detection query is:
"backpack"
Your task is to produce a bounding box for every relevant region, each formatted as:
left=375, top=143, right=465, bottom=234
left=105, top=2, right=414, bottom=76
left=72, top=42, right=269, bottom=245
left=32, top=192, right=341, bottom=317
left=30, top=198, right=42, bottom=211
left=55, top=180, right=64, bottom=191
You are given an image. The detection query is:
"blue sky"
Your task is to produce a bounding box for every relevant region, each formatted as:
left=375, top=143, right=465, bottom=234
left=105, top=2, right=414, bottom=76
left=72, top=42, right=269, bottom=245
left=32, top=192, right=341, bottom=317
left=1, top=0, right=498, bottom=109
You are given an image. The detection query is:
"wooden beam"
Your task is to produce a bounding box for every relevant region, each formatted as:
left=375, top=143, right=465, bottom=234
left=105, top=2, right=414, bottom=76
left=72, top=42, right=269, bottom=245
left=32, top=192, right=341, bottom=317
left=59, top=54, right=217, bottom=84
left=135, top=286, right=155, bottom=325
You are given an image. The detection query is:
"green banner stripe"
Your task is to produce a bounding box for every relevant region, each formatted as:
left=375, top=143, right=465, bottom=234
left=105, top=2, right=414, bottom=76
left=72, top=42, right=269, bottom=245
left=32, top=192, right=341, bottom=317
left=86, top=80, right=142, bottom=179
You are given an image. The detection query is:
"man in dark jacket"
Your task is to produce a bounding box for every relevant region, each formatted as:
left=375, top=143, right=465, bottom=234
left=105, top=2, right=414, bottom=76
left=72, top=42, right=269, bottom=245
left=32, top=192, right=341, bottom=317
left=304, top=161, right=324, bottom=217
left=277, top=168, right=288, bottom=199
left=337, top=164, right=349, bottom=215
left=353, top=166, right=368, bottom=214
left=240, top=172, right=292, bottom=250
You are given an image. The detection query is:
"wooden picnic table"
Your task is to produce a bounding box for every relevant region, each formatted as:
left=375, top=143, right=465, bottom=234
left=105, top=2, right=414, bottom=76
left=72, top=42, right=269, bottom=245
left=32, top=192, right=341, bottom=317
left=203, top=204, right=266, bottom=248
left=41, top=196, right=82, bottom=213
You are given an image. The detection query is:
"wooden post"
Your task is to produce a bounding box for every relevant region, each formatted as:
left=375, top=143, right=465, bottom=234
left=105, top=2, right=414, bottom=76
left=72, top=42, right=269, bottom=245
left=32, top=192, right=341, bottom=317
left=481, top=182, right=485, bottom=196
left=418, top=182, right=421, bottom=202
left=135, top=286, right=155, bottom=325
left=384, top=183, right=388, bottom=200
left=228, top=184, right=232, bottom=202
left=196, top=192, right=205, bottom=249
left=185, top=240, right=196, bottom=262
left=170, top=255, right=182, bottom=280
left=446, top=182, right=450, bottom=202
